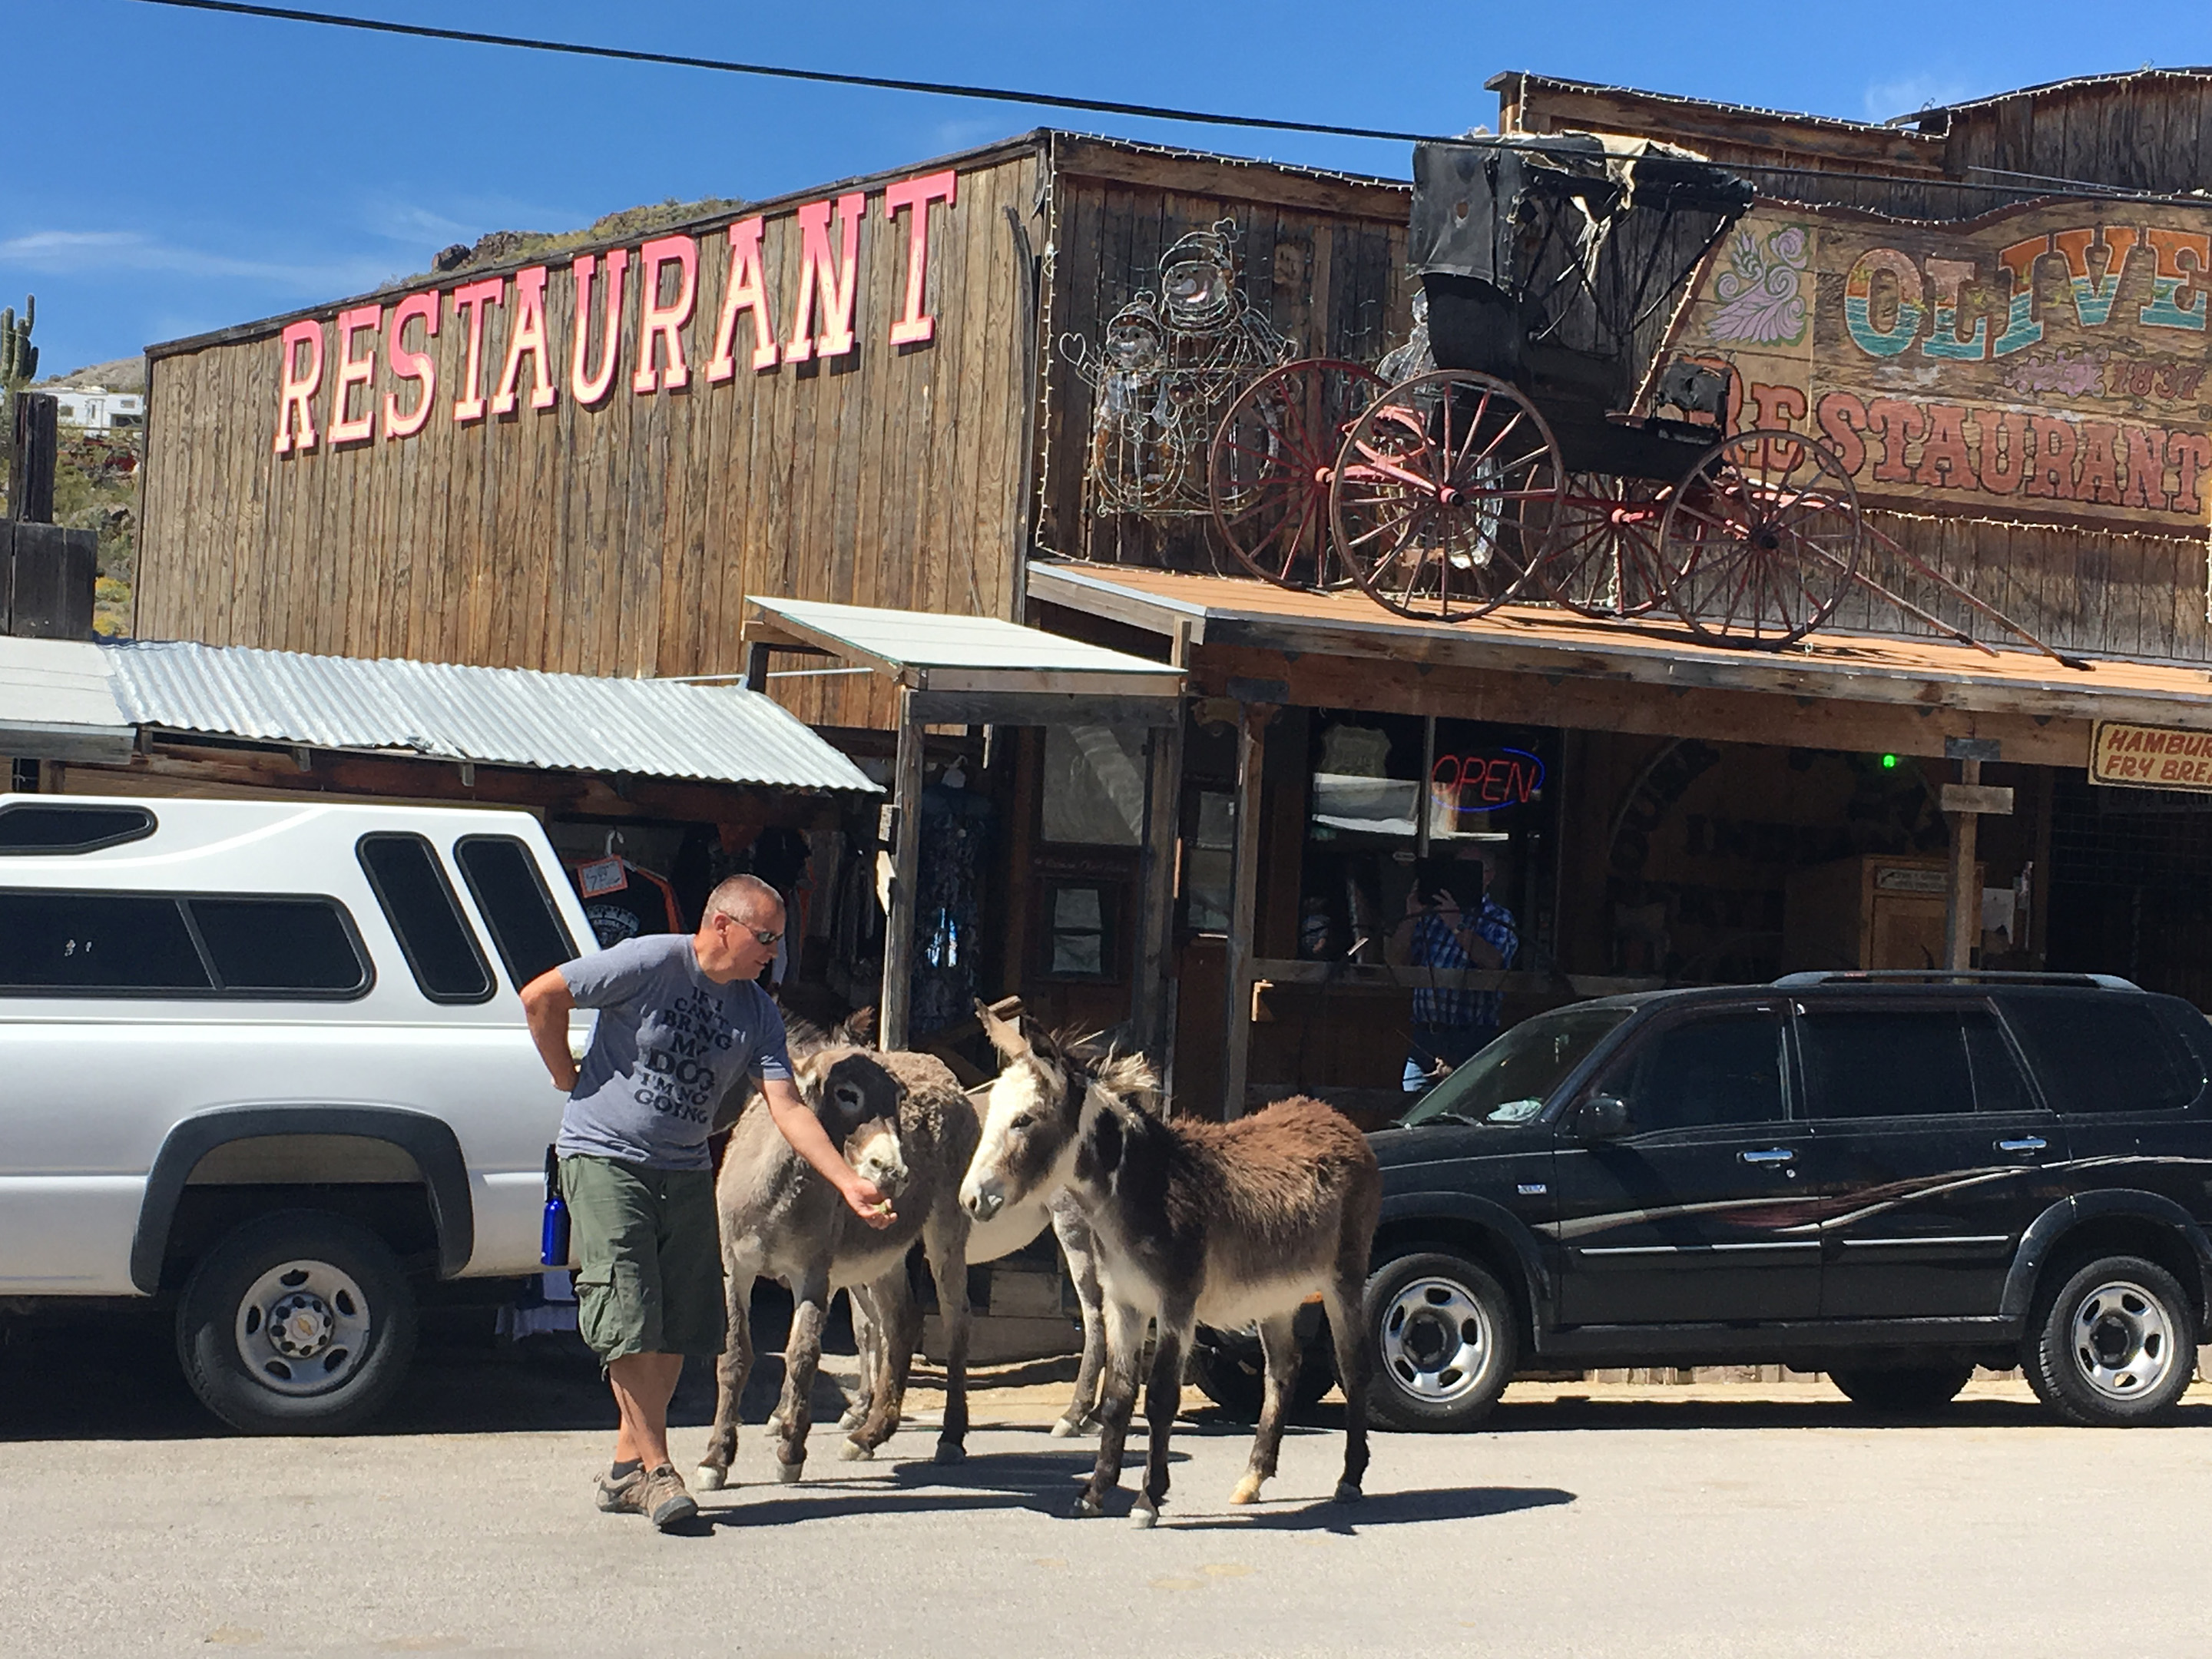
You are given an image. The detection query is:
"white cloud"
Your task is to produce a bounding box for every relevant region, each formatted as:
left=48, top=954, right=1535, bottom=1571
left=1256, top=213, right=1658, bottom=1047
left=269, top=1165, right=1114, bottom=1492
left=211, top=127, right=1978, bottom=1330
left=0, top=228, right=390, bottom=290
left=1863, top=75, right=1979, bottom=123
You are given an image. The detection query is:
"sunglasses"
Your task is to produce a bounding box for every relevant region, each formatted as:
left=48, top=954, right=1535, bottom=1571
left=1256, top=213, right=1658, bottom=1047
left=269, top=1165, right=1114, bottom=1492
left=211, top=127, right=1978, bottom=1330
left=716, top=915, right=783, bottom=947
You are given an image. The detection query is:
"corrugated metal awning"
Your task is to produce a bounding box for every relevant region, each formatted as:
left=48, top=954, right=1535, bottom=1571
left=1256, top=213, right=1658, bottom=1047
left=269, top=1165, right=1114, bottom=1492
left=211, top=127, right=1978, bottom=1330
left=0, top=637, right=136, bottom=763
left=0, top=638, right=877, bottom=791
left=749, top=596, right=1183, bottom=703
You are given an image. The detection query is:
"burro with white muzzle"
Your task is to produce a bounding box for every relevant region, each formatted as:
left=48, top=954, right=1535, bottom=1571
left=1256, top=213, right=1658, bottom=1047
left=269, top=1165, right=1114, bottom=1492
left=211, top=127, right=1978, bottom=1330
left=962, top=1004, right=1382, bottom=1525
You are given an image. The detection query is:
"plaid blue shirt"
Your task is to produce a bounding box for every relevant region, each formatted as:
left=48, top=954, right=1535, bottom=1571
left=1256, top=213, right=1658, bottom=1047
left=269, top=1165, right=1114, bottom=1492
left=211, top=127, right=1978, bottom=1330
left=1409, top=897, right=1519, bottom=1030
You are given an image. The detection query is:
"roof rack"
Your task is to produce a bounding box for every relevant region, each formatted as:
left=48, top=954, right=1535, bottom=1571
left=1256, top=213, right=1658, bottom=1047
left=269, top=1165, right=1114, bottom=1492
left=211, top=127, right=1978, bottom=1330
left=1771, top=970, right=2141, bottom=991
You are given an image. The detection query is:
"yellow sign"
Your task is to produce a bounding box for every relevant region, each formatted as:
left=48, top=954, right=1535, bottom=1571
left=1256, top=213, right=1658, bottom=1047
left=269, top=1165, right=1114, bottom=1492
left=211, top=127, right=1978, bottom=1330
left=2091, top=720, right=2212, bottom=790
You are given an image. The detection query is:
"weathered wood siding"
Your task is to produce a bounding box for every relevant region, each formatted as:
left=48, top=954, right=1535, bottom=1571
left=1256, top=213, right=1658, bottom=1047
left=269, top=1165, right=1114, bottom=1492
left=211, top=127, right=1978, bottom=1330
left=1031, top=137, right=1415, bottom=571
left=1932, top=73, right=2212, bottom=197
left=137, top=141, right=1047, bottom=731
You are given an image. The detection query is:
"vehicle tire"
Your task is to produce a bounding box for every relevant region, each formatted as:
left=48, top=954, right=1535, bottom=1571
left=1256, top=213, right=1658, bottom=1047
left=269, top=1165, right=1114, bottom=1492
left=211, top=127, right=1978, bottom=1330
left=176, top=1210, right=419, bottom=1435
left=1827, top=1363, right=1975, bottom=1414
left=2024, top=1254, right=2197, bottom=1428
left=1366, top=1252, right=1518, bottom=1432
left=1186, top=1326, right=1335, bottom=1422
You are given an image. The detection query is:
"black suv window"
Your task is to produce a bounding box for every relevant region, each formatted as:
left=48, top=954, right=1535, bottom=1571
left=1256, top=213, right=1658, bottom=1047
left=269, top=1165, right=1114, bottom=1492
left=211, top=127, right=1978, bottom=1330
left=0, top=803, right=156, bottom=855
left=356, top=834, right=494, bottom=1003
left=1998, top=994, right=2203, bottom=1114
left=0, top=890, right=369, bottom=997
left=1597, top=1008, right=1786, bottom=1132
left=1964, top=1011, right=2038, bottom=1114
left=1800, top=1007, right=1975, bottom=1121
left=454, top=836, right=577, bottom=991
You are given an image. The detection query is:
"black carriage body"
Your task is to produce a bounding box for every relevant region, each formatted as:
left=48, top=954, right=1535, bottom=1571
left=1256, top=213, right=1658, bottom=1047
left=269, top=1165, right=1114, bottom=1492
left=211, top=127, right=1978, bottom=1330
left=1409, top=137, right=1753, bottom=478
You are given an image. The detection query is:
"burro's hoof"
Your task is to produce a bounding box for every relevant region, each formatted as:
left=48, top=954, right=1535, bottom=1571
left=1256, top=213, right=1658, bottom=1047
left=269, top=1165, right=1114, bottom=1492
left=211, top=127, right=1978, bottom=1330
left=693, top=1464, right=727, bottom=1492
left=1069, top=1492, right=1104, bottom=1519
left=1228, top=1473, right=1264, bottom=1506
left=1332, top=1479, right=1364, bottom=1504
left=839, top=1439, right=874, bottom=1462
left=773, top=1459, right=804, bottom=1485
left=838, top=1404, right=866, bottom=1432
left=1048, top=1418, right=1078, bottom=1439
left=933, top=1439, right=967, bottom=1466
left=1131, top=1502, right=1158, bottom=1529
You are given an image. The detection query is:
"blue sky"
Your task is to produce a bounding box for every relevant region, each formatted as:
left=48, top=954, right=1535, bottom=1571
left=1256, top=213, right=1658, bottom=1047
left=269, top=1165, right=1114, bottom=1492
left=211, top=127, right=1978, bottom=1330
left=12, top=1, right=2210, bottom=376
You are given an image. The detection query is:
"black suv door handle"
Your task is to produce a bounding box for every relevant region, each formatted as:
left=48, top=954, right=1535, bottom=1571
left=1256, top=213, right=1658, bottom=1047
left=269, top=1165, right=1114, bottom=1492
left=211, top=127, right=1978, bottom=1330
left=1995, top=1136, right=2048, bottom=1154
left=1739, top=1147, right=1796, bottom=1165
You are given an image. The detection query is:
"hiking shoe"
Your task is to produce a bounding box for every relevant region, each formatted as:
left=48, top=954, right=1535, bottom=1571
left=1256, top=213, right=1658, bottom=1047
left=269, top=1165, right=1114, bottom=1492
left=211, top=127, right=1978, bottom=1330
left=638, top=1464, right=699, bottom=1530
left=594, top=1465, right=647, bottom=1515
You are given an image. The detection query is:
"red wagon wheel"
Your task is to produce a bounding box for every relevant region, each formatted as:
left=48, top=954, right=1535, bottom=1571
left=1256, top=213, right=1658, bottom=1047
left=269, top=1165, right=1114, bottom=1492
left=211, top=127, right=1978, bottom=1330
left=1658, top=430, right=1863, bottom=650
left=1527, top=473, right=1672, bottom=618
left=1327, top=369, right=1564, bottom=623
left=1208, top=359, right=1387, bottom=589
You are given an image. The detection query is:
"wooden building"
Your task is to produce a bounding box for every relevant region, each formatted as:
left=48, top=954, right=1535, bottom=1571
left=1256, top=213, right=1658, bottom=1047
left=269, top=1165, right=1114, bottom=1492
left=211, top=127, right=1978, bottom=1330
left=121, top=96, right=2212, bottom=1118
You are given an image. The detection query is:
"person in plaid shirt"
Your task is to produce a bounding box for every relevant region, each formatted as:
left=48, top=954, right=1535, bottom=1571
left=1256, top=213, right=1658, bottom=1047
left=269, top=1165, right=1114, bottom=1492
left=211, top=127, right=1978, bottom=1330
left=1388, top=848, right=1519, bottom=1090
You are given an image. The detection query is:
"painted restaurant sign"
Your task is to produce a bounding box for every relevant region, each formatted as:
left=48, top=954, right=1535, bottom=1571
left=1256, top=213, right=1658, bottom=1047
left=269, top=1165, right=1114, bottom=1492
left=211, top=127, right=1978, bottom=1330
left=1661, top=199, right=2212, bottom=535
left=2091, top=720, right=2212, bottom=790
left=267, top=170, right=958, bottom=455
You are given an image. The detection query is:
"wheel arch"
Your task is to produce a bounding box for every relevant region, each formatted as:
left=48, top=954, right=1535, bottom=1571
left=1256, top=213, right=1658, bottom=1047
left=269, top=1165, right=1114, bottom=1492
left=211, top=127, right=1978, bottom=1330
left=2001, top=1192, right=2212, bottom=1336
left=131, top=1107, right=474, bottom=1294
left=1371, top=1193, right=1551, bottom=1341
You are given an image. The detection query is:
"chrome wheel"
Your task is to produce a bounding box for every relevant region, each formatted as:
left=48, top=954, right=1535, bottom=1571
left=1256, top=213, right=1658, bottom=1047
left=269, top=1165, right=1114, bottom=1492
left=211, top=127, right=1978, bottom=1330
left=1379, top=1276, right=1495, bottom=1404
left=2071, top=1280, right=2176, bottom=1402
left=233, top=1258, right=372, bottom=1396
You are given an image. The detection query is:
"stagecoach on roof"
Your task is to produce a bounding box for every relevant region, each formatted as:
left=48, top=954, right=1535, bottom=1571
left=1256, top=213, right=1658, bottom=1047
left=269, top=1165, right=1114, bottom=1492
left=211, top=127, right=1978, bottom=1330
left=1205, top=134, right=1879, bottom=650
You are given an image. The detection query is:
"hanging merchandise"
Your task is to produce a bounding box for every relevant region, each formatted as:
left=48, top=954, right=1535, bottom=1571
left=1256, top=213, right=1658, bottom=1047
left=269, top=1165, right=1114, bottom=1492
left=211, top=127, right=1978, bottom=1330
left=910, top=764, right=995, bottom=1035
left=569, top=857, right=683, bottom=948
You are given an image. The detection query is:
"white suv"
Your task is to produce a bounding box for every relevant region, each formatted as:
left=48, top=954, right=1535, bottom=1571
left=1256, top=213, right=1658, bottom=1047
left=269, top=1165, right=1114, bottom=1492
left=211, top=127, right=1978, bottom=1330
left=0, top=793, right=592, bottom=1432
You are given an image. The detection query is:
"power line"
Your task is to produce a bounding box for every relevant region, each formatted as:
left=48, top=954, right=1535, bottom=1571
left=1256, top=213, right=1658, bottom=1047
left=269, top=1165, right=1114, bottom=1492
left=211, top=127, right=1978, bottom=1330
left=121, top=0, right=1444, bottom=146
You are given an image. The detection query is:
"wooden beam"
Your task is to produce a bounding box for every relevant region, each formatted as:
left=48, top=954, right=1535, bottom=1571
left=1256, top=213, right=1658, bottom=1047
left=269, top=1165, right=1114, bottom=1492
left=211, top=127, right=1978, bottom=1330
left=1191, top=644, right=2092, bottom=768
left=1505, top=78, right=1950, bottom=174
left=1946, top=757, right=1982, bottom=970
left=1051, top=136, right=1410, bottom=224
left=879, top=686, right=926, bottom=1050
left=1220, top=703, right=1269, bottom=1121
left=1130, top=709, right=1185, bottom=1062
left=904, top=689, right=1181, bottom=727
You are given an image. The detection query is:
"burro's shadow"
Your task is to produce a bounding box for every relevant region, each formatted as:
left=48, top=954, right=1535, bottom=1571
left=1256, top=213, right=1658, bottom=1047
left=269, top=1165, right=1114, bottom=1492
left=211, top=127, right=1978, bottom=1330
left=1161, top=1484, right=1576, bottom=1533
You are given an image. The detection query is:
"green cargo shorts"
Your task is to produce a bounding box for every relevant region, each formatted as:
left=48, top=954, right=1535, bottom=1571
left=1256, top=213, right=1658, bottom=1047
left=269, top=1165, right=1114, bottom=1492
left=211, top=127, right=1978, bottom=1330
left=560, top=1155, right=726, bottom=1364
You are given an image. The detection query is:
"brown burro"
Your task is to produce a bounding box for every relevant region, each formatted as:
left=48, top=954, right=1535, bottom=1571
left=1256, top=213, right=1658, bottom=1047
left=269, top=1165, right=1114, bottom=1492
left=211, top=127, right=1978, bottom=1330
left=959, top=1003, right=1382, bottom=1527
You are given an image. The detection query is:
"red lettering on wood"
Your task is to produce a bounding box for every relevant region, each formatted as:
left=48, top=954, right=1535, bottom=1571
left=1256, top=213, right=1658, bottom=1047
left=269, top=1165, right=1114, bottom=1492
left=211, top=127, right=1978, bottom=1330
left=571, top=248, right=628, bottom=406
left=1975, top=409, right=2031, bottom=495
left=1913, top=402, right=1974, bottom=488
left=706, top=218, right=777, bottom=381
left=2024, top=416, right=2077, bottom=498
left=327, top=304, right=381, bottom=445
left=1814, top=391, right=1867, bottom=475
left=2165, top=431, right=2212, bottom=515
left=272, top=319, right=323, bottom=455
left=2075, top=422, right=2123, bottom=505
left=631, top=236, right=698, bottom=395
left=382, top=290, right=439, bottom=440
left=883, top=169, right=956, bottom=346
left=449, top=278, right=503, bottom=425
left=2121, top=424, right=2169, bottom=509
left=1866, top=399, right=1925, bottom=483
left=784, top=193, right=866, bottom=363
left=492, top=265, right=557, bottom=416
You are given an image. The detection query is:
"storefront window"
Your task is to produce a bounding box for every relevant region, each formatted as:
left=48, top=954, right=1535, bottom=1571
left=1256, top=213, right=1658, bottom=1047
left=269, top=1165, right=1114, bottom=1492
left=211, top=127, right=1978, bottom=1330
left=1043, top=879, right=1118, bottom=979
left=1184, top=790, right=1234, bottom=933
left=1042, top=724, right=1146, bottom=846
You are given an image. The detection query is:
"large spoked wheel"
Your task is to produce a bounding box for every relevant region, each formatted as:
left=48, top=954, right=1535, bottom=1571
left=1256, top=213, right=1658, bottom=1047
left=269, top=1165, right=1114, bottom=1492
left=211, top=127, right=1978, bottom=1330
left=1329, top=369, right=1563, bottom=622
left=176, top=1210, right=418, bottom=1435
left=1208, top=359, right=1386, bottom=590
left=1658, top=429, right=1863, bottom=649
left=1529, top=473, right=1673, bottom=618
left=1365, top=1251, right=1519, bottom=1432
left=2025, top=1254, right=2197, bottom=1427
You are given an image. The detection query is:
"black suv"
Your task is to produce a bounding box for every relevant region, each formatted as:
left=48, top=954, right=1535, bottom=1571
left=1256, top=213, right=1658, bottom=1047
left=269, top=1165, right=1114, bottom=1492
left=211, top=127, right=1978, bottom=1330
left=1361, top=972, right=2212, bottom=1430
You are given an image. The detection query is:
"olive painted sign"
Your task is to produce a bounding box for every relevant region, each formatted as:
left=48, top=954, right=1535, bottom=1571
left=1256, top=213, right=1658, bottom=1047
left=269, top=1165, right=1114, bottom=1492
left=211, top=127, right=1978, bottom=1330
left=1658, top=199, right=2212, bottom=537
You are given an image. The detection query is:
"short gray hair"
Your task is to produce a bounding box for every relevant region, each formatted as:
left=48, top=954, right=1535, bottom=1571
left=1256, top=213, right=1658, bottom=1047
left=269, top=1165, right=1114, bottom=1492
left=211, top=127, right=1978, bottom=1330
left=704, top=874, right=785, bottom=925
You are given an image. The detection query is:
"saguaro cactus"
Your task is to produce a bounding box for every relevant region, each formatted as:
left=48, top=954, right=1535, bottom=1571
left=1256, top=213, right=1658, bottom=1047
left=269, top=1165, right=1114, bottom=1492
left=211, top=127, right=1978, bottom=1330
left=1, top=294, right=36, bottom=387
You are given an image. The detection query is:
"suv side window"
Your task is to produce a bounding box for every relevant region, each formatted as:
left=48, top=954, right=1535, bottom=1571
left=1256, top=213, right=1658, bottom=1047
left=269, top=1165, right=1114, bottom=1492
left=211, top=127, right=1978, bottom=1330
left=1799, top=1007, right=1975, bottom=1121
left=0, top=891, right=369, bottom=998
left=1597, top=1008, right=1786, bottom=1132
left=190, top=897, right=370, bottom=995
left=1963, top=1010, right=2038, bottom=1114
left=356, top=834, right=494, bottom=1004
left=1998, top=994, right=2203, bottom=1114
left=453, top=836, right=577, bottom=991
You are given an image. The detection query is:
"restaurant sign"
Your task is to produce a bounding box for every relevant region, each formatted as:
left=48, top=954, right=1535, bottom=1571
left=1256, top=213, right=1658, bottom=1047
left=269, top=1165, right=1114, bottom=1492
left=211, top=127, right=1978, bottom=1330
left=1661, top=198, right=2212, bottom=536
left=270, top=169, right=957, bottom=455
left=2091, top=720, right=2212, bottom=790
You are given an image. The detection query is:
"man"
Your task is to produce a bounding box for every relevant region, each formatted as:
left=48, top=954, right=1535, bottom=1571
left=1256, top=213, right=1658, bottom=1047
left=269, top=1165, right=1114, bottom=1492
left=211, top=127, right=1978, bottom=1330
left=522, top=873, right=893, bottom=1531
left=1386, top=848, right=1520, bottom=1091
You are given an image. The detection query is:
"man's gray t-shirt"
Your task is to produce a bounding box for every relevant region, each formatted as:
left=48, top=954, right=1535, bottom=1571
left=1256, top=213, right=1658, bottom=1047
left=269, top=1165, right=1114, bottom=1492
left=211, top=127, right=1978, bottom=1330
left=555, top=934, right=793, bottom=1172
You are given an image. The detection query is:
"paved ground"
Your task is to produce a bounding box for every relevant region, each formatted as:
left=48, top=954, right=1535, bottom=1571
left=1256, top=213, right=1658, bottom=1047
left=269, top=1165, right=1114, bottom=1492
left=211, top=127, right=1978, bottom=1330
left=5, top=1315, right=2212, bottom=1657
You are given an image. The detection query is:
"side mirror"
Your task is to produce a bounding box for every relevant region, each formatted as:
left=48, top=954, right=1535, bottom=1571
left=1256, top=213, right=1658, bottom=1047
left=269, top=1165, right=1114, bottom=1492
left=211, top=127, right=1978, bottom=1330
left=1576, top=1094, right=1630, bottom=1140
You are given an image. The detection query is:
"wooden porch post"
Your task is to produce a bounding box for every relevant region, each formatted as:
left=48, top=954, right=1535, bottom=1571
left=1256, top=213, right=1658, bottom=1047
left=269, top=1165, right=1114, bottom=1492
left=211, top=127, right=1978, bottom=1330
left=1940, top=737, right=2011, bottom=972
left=1220, top=703, right=1270, bottom=1120
left=1131, top=713, right=1184, bottom=1065
left=880, top=685, right=925, bottom=1050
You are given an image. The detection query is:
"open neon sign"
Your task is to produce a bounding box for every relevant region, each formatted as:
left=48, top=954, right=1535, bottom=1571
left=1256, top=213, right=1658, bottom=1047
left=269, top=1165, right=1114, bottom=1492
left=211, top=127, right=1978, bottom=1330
left=1429, top=748, right=1545, bottom=815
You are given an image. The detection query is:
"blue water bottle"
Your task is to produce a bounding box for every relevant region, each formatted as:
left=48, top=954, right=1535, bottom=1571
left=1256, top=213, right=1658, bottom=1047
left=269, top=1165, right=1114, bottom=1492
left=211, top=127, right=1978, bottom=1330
left=540, top=1145, right=571, bottom=1267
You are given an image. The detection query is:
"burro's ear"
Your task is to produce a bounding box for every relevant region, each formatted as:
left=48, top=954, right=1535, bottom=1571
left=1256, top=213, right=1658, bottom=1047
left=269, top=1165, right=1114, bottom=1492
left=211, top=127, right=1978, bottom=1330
left=1096, top=1050, right=1161, bottom=1111
left=839, top=1005, right=878, bottom=1047
left=976, top=998, right=1029, bottom=1062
